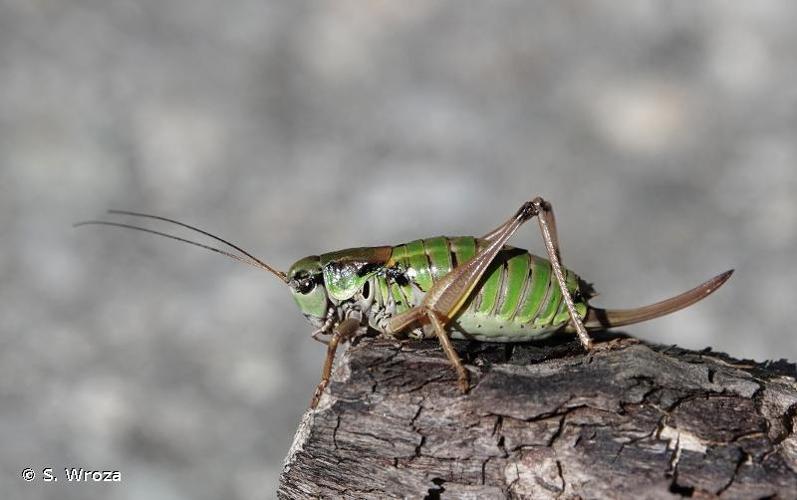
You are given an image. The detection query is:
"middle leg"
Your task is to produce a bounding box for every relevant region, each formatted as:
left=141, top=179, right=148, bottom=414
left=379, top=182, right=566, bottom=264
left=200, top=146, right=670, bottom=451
left=427, top=310, right=469, bottom=392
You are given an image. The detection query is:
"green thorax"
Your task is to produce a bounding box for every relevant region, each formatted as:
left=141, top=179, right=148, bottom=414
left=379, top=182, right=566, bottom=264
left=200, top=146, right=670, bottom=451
left=319, top=246, right=392, bottom=301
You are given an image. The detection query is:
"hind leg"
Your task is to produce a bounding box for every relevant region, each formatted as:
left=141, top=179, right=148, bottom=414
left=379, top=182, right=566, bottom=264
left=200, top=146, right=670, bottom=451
left=386, top=198, right=593, bottom=393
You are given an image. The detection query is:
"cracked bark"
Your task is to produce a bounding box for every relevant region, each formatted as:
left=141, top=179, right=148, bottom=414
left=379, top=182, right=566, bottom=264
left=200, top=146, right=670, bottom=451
left=278, top=333, right=797, bottom=499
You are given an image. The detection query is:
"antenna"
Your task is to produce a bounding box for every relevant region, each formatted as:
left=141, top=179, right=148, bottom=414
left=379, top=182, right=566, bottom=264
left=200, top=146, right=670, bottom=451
left=74, top=211, right=288, bottom=283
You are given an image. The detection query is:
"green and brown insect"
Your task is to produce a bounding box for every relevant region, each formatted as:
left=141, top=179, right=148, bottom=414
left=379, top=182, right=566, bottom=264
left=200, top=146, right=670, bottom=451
left=77, top=198, right=732, bottom=408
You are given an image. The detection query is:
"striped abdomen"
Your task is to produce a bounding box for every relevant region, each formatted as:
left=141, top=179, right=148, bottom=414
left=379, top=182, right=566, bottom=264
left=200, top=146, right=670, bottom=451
left=372, top=236, right=588, bottom=341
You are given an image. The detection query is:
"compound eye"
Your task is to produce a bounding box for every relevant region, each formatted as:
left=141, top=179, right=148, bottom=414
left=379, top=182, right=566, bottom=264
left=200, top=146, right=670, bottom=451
left=297, top=279, right=316, bottom=295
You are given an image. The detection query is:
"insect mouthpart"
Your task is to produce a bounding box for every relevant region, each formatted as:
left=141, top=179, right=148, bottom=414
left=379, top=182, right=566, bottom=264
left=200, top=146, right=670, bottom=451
left=304, top=313, right=327, bottom=329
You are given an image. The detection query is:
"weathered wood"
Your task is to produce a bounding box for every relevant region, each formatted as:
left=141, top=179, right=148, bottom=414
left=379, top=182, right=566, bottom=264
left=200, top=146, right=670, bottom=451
left=279, top=333, right=797, bottom=499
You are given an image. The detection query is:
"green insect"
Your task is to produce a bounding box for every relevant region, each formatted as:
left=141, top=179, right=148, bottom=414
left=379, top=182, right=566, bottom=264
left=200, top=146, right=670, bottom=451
left=77, top=198, right=733, bottom=408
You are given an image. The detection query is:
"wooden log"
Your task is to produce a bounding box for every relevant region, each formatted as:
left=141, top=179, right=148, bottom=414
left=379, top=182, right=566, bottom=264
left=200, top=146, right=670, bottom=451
left=279, top=333, right=797, bottom=499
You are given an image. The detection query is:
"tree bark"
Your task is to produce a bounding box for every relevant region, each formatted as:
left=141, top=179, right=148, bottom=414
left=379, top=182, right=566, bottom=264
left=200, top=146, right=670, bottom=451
left=279, top=333, right=797, bottom=499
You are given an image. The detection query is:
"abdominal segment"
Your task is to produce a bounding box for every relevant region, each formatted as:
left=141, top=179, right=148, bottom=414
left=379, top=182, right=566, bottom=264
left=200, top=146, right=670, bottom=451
left=369, top=236, right=588, bottom=341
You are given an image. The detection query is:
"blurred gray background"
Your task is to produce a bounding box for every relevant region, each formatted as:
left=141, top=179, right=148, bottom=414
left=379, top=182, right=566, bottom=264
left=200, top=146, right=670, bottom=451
left=2, top=1, right=796, bottom=499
